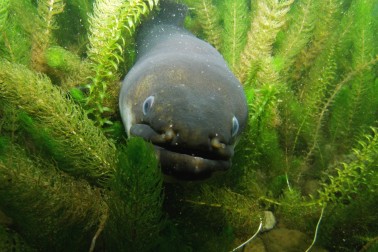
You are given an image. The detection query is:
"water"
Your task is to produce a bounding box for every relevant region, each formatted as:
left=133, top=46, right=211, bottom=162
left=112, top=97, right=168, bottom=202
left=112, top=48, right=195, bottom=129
left=0, top=0, right=377, bottom=251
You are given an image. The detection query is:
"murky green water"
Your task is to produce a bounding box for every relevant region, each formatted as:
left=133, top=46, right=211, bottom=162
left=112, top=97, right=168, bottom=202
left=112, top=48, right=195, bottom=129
left=0, top=0, right=377, bottom=251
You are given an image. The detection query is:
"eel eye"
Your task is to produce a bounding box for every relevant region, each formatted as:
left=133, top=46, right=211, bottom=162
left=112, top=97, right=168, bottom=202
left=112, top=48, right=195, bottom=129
left=143, top=96, right=154, bottom=115
left=231, top=116, right=239, bottom=137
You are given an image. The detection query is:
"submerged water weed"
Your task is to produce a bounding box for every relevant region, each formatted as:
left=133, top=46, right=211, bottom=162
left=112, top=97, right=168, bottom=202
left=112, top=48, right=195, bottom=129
left=0, top=0, right=377, bottom=251
left=0, top=145, right=107, bottom=251
left=0, top=61, right=116, bottom=185
left=86, top=0, right=159, bottom=126
left=104, top=137, right=164, bottom=251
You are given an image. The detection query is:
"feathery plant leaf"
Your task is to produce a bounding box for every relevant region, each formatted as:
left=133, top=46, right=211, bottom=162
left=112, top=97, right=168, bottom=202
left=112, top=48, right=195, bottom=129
left=187, top=0, right=222, bottom=50
left=0, top=145, right=107, bottom=251
left=183, top=184, right=261, bottom=237
left=0, top=0, right=38, bottom=64
left=31, top=0, right=65, bottom=72
left=316, top=127, right=378, bottom=206
left=291, top=0, right=341, bottom=83
left=305, top=55, right=378, bottom=160
left=104, top=137, right=164, bottom=251
left=221, top=0, right=249, bottom=71
left=292, top=46, right=337, bottom=157
left=0, top=61, right=116, bottom=184
left=236, top=0, right=294, bottom=85
left=329, top=0, right=378, bottom=150
left=44, top=46, right=91, bottom=90
left=86, top=0, right=159, bottom=127
left=0, top=0, right=9, bottom=32
left=274, top=0, right=316, bottom=78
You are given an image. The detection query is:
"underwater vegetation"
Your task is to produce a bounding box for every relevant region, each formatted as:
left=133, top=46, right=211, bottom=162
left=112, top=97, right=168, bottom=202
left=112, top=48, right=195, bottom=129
left=0, top=0, right=377, bottom=251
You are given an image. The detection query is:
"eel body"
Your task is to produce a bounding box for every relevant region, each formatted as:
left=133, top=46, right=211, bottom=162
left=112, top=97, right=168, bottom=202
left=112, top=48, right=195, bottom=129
left=119, top=3, right=248, bottom=179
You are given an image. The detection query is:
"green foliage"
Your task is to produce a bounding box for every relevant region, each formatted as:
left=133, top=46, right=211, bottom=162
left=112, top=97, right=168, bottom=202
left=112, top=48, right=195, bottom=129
left=0, top=61, right=116, bottom=184
left=0, top=145, right=107, bottom=251
left=0, top=0, right=36, bottom=64
left=185, top=0, right=222, bottom=50
left=0, top=225, right=36, bottom=252
left=274, top=0, right=316, bottom=76
left=220, top=0, right=249, bottom=71
left=317, top=127, right=378, bottom=206
left=45, top=46, right=78, bottom=71
left=86, top=0, right=159, bottom=126
left=291, top=0, right=341, bottom=83
left=104, top=137, right=164, bottom=251
left=31, top=0, right=65, bottom=72
left=236, top=0, right=294, bottom=85
left=0, top=0, right=9, bottom=32
left=277, top=188, right=318, bottom=231
left=44, top=46, right=91, bottom=89
left=329, top=0, right=378, bottom=151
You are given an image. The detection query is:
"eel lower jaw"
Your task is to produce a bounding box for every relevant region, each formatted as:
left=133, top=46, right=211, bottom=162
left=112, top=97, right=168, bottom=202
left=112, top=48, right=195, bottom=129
left=130, top=123, right=231, bottom=180
left=154, top=146, right=231, bottom=180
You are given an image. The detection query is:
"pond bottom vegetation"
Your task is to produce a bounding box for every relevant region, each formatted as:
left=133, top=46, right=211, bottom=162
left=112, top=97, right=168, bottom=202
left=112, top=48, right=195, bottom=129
left=0, top=0, right=377, bottom=251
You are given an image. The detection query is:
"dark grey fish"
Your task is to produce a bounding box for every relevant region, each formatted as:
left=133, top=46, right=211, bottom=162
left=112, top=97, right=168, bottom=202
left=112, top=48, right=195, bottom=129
left=119, top=2, right=248, bottom=180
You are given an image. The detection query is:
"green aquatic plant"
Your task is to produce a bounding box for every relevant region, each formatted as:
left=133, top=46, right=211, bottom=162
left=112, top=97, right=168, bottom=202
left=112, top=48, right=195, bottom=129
left=0, top=144, right=107, bottom=251
left=185, top=0, right=222, bottom=51
left=317, top=127, right=378, bottom=206
left=220, top=0, right=249, bottom=71
left=104, top=137, right=164, bottom=251
left=274, top=0, right=316, bottom=77
left=0, top=225, right=35, bottom=252
left=31, top=0, right=65, bottom=72
left=236, top=0, right=294, bottom=85
left=86, top=0, right=159, bottom=126
left=0, top=61, right=116, bottom=184
left=0, top=0, right=9, bottom=32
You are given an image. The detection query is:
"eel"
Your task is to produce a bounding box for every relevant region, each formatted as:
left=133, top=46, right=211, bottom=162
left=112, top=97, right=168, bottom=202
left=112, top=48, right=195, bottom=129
left=119, top=2, right=248, bottom=180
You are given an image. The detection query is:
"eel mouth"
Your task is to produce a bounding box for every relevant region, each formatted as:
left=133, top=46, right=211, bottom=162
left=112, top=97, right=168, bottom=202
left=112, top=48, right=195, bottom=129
left=130, top=124, right=231, bottom=180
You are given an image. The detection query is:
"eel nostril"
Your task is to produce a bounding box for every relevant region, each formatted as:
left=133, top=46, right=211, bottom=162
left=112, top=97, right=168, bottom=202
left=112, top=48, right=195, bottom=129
left=163, top=128, right=175, bottom=142
left=211, top=137, right=225, bottom=149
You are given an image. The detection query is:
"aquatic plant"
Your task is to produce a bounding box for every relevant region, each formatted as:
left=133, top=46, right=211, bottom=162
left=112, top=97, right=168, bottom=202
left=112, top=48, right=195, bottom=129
left=184, top=0, right=222, bottom=50
left=86, top=0, right=159, bottom=126
left=0, top=0, right=377, bottom=251
left=0, top=61, right=116, bottom=184
left=104, top=137, right=164, bottom=251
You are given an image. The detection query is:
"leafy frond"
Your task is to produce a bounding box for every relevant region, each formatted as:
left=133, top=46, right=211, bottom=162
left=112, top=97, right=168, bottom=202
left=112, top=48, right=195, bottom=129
left=221, top=0, right=249, bottom=71
left=0, top=0, right=39, bottom=64
left=0, top=0, right=9, bottom=32
left=326, top=0, right=377, bottom=152
left=183, top=184, right=261, bottom=237
left=236, top=0, right=294, bottom=85
left=31, top=0, right=65, bottom=72
left=292, top=46, right=337, bottom=157
left=44, top=46, right=91, bottom=90
left=86, top=0, right=159, bottom=127
left=0, top=145, right=107, bottom=251
left=104, top=137, right=164, bottom=251
left=317, top=127, right=378, bottom=206
left=305, top=55, right=378, bottom=159
left=188, top=0, right=222, bottom=51
left=0, top=61, right=116, bottom=184
left=274, top=0, right=316, bottom=77
left=291, top=0, right=341, bottom=83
